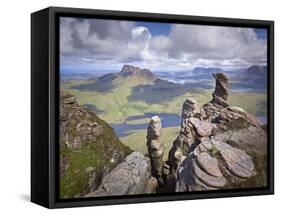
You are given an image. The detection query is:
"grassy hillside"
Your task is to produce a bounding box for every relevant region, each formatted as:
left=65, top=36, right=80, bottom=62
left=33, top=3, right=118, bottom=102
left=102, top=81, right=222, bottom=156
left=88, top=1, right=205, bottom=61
left=61, top=76, right=154, bottom=123
left=60, top=137, right=131, bottom=198
left=228, top=92, right=267, bottom=116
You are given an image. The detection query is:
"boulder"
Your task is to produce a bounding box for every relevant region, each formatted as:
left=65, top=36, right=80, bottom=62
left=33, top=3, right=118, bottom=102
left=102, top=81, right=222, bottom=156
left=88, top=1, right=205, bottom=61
left=84, top=152, right=156, bottom=197
left=189, top=117, right=215, bottom=137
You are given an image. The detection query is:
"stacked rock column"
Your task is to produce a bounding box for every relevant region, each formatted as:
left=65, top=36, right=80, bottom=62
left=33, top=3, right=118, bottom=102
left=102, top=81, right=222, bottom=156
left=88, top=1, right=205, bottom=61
left=181, top=98, right=200, bottom=135
left=146, top=116, right=164, bottom=185
left=168, top=98, right=199, bottom=175
left=211, top=72, right=229, bottom=107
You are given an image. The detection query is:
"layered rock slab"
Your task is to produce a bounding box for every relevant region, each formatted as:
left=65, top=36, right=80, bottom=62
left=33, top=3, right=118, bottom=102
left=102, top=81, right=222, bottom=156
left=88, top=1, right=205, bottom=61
left=84, top=152, right=156, bottom=197
left=176, top=139, right=256, bottom=192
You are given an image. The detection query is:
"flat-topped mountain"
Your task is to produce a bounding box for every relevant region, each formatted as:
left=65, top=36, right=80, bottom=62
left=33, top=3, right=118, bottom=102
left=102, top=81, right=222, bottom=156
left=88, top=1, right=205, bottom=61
left=193, top=67, right=223, bottom=74
left=118, top=65, right=156, bottom=81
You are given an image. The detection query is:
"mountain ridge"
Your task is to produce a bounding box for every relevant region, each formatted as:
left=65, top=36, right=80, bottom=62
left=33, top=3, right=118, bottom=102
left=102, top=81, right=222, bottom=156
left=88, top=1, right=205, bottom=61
left=118, top=65, right=157, bottom=81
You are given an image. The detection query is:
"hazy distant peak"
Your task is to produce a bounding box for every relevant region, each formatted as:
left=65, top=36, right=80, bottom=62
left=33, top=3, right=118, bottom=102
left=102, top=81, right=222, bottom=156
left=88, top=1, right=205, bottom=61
left=247, top=65, right=267, bottom=74
left=235, top=65, right=267, bottom=83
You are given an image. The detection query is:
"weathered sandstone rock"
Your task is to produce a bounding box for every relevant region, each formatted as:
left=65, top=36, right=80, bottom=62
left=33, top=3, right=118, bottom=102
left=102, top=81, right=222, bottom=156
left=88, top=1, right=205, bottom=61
left=147, top=116, right=164, bottom=185
left=84, top=152, right=156, bottom=197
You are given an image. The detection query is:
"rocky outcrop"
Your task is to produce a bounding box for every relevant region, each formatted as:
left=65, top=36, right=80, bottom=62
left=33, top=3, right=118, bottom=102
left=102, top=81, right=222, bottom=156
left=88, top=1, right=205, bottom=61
left=59, top=92, right=132, bottom=198
left=146, top=116, right=164, bottom=185
left=60, top=92, right=103, bottom=149
left=168, top=98, right=215, bottom=175
left=166, top=72, right=267, bottom=192
left=84, top=152, right=157, bottom=197
left=176, top=138, right=255, bottom=192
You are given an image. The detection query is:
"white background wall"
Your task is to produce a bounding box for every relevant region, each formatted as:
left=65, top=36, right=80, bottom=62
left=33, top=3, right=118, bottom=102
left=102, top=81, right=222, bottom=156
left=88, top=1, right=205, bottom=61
left=0, top=0, right=279, bottom=214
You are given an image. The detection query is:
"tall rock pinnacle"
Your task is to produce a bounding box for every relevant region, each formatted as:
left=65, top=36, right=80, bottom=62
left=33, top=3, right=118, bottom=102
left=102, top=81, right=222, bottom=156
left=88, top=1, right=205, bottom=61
left=168, top=98, right=199, bottom=178
left=146, top=116, right=164, bottom=185
left=211, top=72, right=229, bottom=107
left=181, top=98, right=200, bottom=120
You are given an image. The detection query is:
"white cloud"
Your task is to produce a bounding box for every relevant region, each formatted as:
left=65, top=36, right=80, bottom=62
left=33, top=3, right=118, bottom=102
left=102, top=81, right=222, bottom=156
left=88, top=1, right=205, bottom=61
left=148, top=24, right=267, bottom=68
left=60, top=17, right=267, bottom=70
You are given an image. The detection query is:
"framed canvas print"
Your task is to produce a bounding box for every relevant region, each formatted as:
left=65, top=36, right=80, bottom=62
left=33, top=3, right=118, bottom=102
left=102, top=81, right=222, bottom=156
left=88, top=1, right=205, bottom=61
left=31, top=6, right=274, bottom=208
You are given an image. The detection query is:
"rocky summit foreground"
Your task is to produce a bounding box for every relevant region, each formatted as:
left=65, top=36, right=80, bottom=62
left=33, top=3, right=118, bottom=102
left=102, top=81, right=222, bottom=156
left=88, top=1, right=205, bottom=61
left=60, top=71, right=267, bottom=197
left=60, top=92, right=157, bottom=198
left=161, top=72, right=267, bottom=192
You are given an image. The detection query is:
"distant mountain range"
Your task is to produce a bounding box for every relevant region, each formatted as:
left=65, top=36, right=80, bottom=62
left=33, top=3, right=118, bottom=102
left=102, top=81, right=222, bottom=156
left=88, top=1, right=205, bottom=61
left=190, top=65, right=267, bottom=91
left=62, top=64, right=267, bottom=124
left=71, top=65, right=192, bottom=104
left=69, top=64, right=267, bottom=95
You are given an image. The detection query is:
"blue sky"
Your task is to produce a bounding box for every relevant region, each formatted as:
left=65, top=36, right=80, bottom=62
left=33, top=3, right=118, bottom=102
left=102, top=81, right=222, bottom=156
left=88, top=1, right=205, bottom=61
left=136, top=22, right=267, bottom=39
left=137, top=21, right=171, bottom=36
left=60, top=17, right=267, bottom=72
left=254, top=28, right=267, bottom=39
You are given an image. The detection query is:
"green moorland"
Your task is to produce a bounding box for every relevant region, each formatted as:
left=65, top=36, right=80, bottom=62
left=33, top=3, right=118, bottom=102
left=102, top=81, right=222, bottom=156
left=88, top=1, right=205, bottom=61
left=61, top=78, right=267, bottom=124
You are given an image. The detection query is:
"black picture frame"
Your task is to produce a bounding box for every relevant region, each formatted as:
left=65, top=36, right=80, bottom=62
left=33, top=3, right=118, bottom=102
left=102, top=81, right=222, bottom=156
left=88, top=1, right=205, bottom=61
left=31, top=6, right=274, bottom=208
